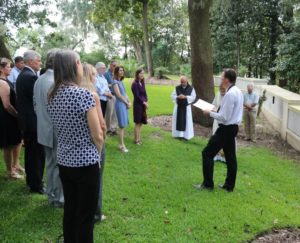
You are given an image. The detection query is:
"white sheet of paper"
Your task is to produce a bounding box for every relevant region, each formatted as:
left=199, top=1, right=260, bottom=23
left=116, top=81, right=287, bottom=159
left=193, top=99, right=216, bottom=111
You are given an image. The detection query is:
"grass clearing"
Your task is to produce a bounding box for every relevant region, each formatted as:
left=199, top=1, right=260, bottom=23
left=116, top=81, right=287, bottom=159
left=0, top=81, right=300, bottom=242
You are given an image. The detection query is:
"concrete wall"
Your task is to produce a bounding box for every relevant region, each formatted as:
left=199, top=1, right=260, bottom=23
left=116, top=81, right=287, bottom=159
left=214, top=76, right=268, bottom=91
left=235, top=81, right=300, bottom=152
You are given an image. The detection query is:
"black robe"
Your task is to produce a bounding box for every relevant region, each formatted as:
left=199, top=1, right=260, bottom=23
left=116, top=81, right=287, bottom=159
left=176, top=84, right=193, bottom=131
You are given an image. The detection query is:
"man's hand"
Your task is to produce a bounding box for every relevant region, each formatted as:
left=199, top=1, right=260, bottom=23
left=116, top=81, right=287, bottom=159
left=203, top=110, right=211, bottom=116
left=177, top=94, right=186, bottom=100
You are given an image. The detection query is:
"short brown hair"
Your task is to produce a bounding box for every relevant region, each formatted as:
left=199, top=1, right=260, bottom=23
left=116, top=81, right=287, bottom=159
left=223, top=68, right=237, bottom=84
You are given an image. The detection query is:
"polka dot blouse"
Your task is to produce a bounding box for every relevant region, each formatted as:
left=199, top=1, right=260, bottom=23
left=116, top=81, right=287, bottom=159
left=48, top=85, right=100, bottom=167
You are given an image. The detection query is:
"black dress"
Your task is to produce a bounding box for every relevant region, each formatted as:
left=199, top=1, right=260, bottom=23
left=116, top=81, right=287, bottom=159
left=0, top=78, right=22, bottom=148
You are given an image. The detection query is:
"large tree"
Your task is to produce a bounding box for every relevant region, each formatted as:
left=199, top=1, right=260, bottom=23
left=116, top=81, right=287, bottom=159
left=188, top=0, right=215, bottom=126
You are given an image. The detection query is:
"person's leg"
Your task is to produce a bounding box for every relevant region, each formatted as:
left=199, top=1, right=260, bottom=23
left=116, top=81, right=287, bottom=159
left=23, top=132, right=34, bottom=188
left=75, top=164, right=100, bottom=243
left=137, top=124, right=142, bottom=142
left=44, top=146, right=54, bottom=202
left=111, top=97, right=118, bottom=133
left=202, top=129, right=224, bottom=188
left=95, top=146, right=105, bottom=220
left=105, top=98, right=113, bottom=132
left=222, top=126, right=239, bottom=190
left=244, top=111, right=250, bottom=140
left=249, top=111, right=256, bottom=141
left=119, top=128, right=125, bottom=147
left=59, top=166, right=77, bottom=243
left=32, top=134, right=45, bottom=190
left=12, top=143, right=23, bottom=172
left=3, top=146, right=13, bottom=175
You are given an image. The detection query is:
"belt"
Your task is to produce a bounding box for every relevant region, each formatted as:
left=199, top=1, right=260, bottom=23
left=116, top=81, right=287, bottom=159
left=219, top=124, right=238, bottom=128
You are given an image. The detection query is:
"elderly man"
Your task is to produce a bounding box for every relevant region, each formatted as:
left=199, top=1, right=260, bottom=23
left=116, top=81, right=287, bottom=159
left=16, top=50, right=45, bottom=194
left=8, top=56, right=24, bottom=90
left=243, top=83, right=259, bottom=142
left=95, top=62, right=113, bottom=117
left=33, top=49, right=64, bottom=206
left=104, top=60, right=118, bottom=136
left=171, top=76, right=196, bottom=140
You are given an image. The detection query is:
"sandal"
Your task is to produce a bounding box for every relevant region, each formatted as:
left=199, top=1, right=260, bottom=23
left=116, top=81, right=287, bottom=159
left=6, top=171, right=24, bottom=180
left=14, top=165, right=25, bottom=174
left=134, top=140, right=142, bottom=145
left=119, top=146, right=129, bottom=153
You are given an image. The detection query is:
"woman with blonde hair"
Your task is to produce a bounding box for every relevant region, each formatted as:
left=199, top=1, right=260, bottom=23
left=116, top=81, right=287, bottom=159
left=0, top=57, right=23, bottom=179
left=48, top=51, right=103, bottom=243
left=82, top=63, right=107, bottom=223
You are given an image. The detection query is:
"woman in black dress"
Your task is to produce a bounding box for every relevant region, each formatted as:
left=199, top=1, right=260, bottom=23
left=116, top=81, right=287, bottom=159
left=0, top=58, right=23, bottom=179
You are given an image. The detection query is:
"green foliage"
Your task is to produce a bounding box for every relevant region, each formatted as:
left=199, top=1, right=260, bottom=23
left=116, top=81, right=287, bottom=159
left=276, top=20, right=300, bottom=93
left=119, top=59, right=143, bottom=78
left=1, top=83, right=300, bottom=242
left=239, top=65, right=248, bottom=77
left=80, top=50, right=109, bottom=66
left=154, top=66, right=170, bottom=79
left=179, top=64, right=191, bottom=77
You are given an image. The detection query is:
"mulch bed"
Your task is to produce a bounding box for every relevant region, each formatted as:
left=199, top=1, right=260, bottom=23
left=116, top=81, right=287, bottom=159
left=251, top=228, right=300, bottom=243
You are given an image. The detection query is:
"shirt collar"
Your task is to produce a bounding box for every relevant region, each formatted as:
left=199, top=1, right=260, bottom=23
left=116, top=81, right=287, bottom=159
left=25, top=65, right=37, bottom=75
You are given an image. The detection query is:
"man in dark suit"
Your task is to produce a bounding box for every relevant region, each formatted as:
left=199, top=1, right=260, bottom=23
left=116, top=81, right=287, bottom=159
left=16, top=50, right=45, bottom=194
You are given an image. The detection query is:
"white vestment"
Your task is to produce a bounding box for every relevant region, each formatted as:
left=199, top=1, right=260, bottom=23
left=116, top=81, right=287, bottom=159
left=212, top=92, right=224, bottom=134
left=171, top=88, right=196, bottom=140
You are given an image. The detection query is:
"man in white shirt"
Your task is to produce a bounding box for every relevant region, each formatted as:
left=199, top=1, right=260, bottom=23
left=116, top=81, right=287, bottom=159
left=243, top=83, right=259, bottom=141
left=8, top=56, right=24, bottom=89
left=95, top=62, right=113, bottom=117
left=194, top=69, right=243, bottom=192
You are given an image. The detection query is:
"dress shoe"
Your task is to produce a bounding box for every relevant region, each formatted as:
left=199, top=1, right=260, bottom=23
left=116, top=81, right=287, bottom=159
left=30, top=187, right=46, bottom=195
left=193, top=184, right=213, bottom=191
left=218, top=184, right=233, bottom=192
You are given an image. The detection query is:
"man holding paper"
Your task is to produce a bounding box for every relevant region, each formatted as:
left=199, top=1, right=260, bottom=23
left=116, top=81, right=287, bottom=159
left=193, top=69, right=243, bottom=192
left=171, top=76, right=196, bottom=140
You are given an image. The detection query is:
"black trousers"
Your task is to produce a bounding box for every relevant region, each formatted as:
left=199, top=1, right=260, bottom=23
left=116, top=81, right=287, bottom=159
left=23, top=131, right=45, bottom=191
left=59, top=164, right=100, bottom=243
left=100, top=100, right=107, bottom=118
left=202, top=124, right=238, bottom=190
left=95, top=145, right=105, bottom=218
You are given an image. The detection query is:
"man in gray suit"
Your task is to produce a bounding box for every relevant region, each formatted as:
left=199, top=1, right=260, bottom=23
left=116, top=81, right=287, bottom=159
left=33, top=49, right=64, bottom=207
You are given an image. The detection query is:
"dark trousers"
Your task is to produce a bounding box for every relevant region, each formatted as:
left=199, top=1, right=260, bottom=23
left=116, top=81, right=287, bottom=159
left=100, top=100, right=107, bottom=118
left=95, top=146, right=105, bottom=218
left=202, top=124, right=239, bottom=190
left=23, top=131, right=45, bottom=191
left=59, top=164, right=100, bottom=243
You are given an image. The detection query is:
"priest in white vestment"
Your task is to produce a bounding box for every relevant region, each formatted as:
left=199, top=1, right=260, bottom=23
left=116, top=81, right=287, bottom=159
left=171, top=76, right=196, bottom=140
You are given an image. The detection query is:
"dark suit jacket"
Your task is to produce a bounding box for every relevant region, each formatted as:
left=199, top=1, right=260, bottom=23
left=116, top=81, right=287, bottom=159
left=16, top=66, right=38, bottom=133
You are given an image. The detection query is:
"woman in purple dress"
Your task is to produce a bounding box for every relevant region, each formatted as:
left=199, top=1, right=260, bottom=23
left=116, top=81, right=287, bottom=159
left=131, top=69, right=148, bottom=145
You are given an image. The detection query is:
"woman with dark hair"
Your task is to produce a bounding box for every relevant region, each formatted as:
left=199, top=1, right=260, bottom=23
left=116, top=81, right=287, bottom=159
left=48, top=50, right=103, bottom=243
left=131, top=69, right=148, bottom=145
left=0, top=58, right=23, bottom=179
left=112, top=66, right=131, bottom=152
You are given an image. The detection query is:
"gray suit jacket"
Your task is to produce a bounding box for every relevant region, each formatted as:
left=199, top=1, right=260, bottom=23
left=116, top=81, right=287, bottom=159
left=33, top=69, right=55, bottom=148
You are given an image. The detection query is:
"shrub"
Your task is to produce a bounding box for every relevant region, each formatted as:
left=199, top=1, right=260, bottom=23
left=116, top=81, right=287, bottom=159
left=119, top=59, right=144, bottom=78
left=154, top=66, right=170, bottom=79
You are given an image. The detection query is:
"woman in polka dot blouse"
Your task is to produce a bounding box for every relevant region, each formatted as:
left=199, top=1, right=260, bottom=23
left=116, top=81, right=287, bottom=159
left=48, top=50, right=104, bottom=243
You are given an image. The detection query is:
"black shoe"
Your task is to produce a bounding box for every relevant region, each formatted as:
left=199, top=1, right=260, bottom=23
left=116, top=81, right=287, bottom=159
left=193, top=184, right=214, bottom=191
left=218, top=184, right=233, bottom=192
left=30, top=187, right=46, bottom=195
left=94, top=214, right=101, bottom=224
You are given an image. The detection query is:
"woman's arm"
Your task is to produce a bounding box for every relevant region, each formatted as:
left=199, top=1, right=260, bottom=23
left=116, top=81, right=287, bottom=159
left=0, top=81, right=18, bottom=117
left=113, top=83, right=130, bottom=107
left=87, top=106, right=104, bottom=153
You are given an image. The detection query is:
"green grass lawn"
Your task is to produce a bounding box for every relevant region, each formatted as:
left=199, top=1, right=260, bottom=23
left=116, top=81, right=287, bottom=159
left=1, top=82, right=300, bottom=242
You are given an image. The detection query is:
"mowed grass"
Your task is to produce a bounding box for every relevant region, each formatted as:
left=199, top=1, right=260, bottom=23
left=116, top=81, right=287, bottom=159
left=1, top=82, right=300, bottom=242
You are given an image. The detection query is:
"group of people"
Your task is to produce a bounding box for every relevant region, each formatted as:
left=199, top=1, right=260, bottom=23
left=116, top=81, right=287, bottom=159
left=1, top=47, right=261, bottom=242
left=0, top=49, right=149, bottom=243
left=171, top=70, right=259, bottom=192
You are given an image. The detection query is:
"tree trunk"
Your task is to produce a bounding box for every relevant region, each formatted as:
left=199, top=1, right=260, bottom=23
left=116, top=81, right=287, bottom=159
left=0, top=36, right=12, bottom=60
left=188, top=0, right=214, bottom=126
left=236, top=23, right=240, bottom=76
left=141, top=0, right=154, bottom=77
left=269, top=13, right=278, bottom=84
left=132, top=39, right=143, bottom=65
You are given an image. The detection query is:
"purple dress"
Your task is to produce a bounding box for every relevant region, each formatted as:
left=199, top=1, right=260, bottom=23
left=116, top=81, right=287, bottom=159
left=131, top=80, right=148, bottom=124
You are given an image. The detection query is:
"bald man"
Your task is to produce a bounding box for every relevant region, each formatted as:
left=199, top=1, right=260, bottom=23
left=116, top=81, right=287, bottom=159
left=171, top=76, right=196, bottom=140
left=243, top=83, right=259, bottom=141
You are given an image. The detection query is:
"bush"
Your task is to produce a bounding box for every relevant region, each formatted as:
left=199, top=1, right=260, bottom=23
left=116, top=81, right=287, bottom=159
left=80, top=50, right=109, bottom=66
left=179, top=64, right=191, bottom=77
left=119, top=59, right=144, bottom=78
left=154, top=66, right=170, bottom=79
left=238, top=65, right=248, bottom=77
